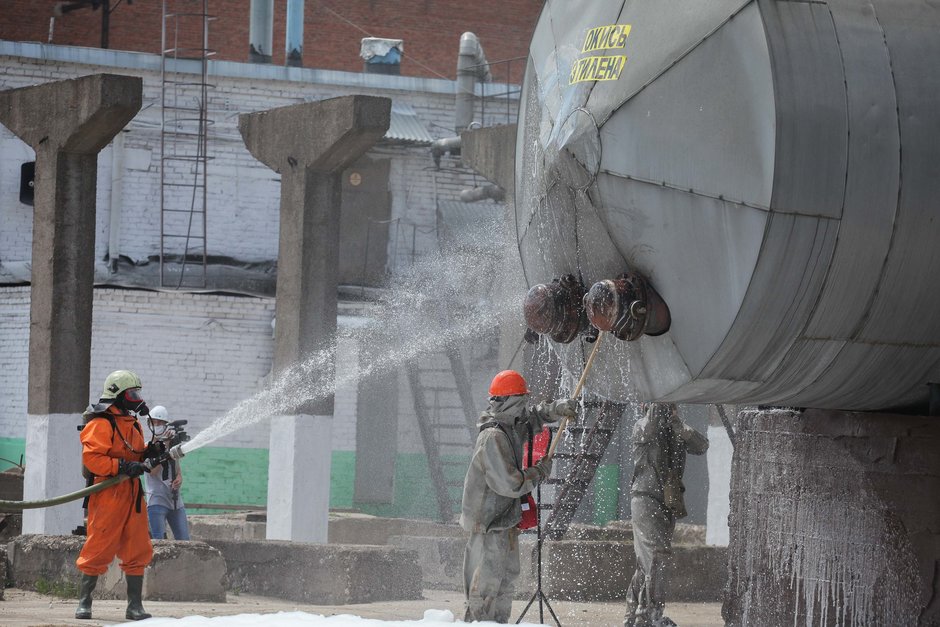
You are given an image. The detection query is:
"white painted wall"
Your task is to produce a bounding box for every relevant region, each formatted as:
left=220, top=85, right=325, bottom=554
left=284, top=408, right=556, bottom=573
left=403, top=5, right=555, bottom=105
left=0, top=288, right=366, bottom=453
left=706, top=424, right=733, bottom=546
left=0, top=48, right=494, bottom=271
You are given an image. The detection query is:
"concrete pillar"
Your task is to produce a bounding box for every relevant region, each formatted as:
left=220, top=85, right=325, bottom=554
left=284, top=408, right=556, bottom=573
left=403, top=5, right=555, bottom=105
left=239, top=95, right=390, bottom=542
left=460, top=125, right=524, bottom=370
left=724, top=408, right=940, bottom=626
left=0, top=74, right=142, bottom=534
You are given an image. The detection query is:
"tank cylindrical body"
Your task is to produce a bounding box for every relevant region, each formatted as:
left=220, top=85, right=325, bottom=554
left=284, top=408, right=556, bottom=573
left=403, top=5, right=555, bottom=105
left=515, top=0, right=940, bottom=411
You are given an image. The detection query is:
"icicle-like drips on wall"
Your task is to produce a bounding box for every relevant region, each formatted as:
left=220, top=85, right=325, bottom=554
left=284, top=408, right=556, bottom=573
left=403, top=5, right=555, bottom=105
left=727, top=409, right=920, bottom=627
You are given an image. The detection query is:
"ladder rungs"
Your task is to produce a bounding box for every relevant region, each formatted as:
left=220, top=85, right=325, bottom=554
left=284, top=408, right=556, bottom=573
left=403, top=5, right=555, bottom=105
left=162, top=130, right=205, bottom=138
left=162, top=155, right=212, bottom=162
left=161, top=105, right=204, bottom=113
left=162, top=208, right=207, bottom=215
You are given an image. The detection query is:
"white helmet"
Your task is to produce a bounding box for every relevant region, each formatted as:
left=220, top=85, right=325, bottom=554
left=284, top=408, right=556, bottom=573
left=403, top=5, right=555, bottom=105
left=149, top=405, right=169, bottom=422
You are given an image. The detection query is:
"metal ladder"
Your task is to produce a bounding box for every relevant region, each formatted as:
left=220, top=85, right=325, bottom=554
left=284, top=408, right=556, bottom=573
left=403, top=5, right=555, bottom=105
left=159, top=0, right=215, bottom=289
left=407, top=349, right=479, bottom=523
left=539, top=398, right=627, bottom=540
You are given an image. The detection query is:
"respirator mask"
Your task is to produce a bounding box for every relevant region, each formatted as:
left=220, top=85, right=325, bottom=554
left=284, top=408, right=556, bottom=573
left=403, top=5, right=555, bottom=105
left=118, top=388, right=149, bottom=417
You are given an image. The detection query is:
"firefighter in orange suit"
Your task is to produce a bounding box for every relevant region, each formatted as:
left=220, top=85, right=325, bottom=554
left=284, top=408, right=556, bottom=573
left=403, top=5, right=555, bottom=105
left=75, top=370, right=156, bottom=621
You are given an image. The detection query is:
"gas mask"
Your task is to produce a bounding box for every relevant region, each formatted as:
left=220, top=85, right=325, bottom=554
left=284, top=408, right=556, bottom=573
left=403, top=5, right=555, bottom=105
left=117, top=388, right=149, bottom=417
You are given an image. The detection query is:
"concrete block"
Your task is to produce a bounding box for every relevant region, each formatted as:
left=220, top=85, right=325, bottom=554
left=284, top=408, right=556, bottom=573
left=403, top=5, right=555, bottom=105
left=460, top=124, right=517, bottom=191
left=536, top=540, right=726, bottom=602
left=191, top=512, right=464, bottom=546
left=389, top=535, right=466, bottom=591
left=189, top=513, right=267, bottom=542
left=329, top=514, right=464, bottom=545
left=130, top=540, right=226, bottom=602
left=7, top=535, right=226, bottom=602
left=602, top=520, right=707, bottom=546
left=0, top=542, right=6, bottom=600
left=0, top=467, right=24, bottom=501
left=209, top=539, right=422, bottom=604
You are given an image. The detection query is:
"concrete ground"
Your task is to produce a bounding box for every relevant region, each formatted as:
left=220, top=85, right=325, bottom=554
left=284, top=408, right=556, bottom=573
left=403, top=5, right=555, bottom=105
left=0, top=587, right=723, bottom=626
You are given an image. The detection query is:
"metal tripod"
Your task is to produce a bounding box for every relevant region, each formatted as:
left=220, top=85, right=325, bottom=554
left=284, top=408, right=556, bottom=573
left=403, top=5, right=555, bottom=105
left=515, top=430, right=562, bottom=626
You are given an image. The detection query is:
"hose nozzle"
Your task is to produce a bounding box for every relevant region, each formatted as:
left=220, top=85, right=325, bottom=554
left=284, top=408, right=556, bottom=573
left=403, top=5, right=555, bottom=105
left=168, top=443, right=186, bottom=461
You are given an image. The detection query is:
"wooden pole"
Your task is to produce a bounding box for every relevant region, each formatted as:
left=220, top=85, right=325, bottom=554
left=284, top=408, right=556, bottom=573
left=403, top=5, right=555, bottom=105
left=545, top=332, right=604, bottom=459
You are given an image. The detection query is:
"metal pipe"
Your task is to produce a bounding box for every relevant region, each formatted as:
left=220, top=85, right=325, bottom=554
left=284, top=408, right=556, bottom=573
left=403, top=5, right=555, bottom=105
left=249, top=0, right=274, bottom=63
left=108, top=131, right=125, bottom=272
left=285, top=0, right=304, bottom=67
left=430, top=136, right=462, bottom=168
left=455, top=32, right=491, bottom=134
left=459, top=184, right=504, bottom=203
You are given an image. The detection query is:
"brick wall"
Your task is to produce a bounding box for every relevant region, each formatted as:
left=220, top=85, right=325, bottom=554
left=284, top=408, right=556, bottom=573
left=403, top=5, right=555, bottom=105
left=0, top=287, right=371, bottom=452
left=725, top=408, right=940, bottom=626
left=0, top=43, right=510, bottom=517
left=0, top=49, right=497, bottom=269
left=0, top=0, right=541, bottom=82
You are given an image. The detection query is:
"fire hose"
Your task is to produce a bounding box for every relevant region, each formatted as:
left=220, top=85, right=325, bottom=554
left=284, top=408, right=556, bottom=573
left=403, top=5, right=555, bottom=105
left=546, top=331, right=605, bottom=459
left=0, top=443, right=186, bottom=512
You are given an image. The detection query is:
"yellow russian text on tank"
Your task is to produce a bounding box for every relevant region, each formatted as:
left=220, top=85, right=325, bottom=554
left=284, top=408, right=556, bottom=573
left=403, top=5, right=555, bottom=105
left=581, top=24, right=632, bottom=53
left=569, top=55, right=627, bottom=84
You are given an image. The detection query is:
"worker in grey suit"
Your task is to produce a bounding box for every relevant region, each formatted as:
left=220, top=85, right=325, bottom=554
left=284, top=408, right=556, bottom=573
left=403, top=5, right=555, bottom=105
left=459, top=369, right=576, bottom=623
left=625, top=403, right=709, bottom=627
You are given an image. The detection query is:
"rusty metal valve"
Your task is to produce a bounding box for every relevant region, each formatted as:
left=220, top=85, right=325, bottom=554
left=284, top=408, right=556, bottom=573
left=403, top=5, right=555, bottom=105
left=523, top=274, right=589, bottom=343
left=583, top=272, right=671, bottom=341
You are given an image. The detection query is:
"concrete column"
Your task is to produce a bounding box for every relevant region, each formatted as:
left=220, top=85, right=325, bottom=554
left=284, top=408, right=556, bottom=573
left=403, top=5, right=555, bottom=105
left=0, top=74, right=142, bottom=534
left=239, top=95, right=390, bottom=542
left=460, top=125, right=527, bottom=370
left=725, top=408, right=940, bottom=626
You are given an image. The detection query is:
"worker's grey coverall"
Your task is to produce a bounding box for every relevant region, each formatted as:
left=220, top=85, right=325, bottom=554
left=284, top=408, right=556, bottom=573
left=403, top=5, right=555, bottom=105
left=459, top=395, right=560, bottom=623
left=626, top=404, right=709, bottom=627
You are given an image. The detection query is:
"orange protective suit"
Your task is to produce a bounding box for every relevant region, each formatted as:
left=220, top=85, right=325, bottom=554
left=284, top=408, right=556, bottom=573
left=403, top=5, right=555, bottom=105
left=76, top=406, right=153, bottom=576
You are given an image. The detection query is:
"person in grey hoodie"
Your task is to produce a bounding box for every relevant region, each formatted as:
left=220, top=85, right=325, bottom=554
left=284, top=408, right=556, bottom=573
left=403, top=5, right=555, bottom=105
left=460, top=369, right=577, bottom=623
left=625, top=403, right=709, bottom=627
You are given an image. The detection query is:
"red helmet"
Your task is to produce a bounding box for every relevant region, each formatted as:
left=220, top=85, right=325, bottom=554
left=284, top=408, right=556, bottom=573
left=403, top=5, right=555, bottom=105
left=489, top=370, right=528, bottom=396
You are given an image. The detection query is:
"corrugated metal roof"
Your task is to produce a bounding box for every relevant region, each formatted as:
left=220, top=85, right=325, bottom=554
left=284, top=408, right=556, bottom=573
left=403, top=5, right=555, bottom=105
left=384, top=102, right=434, bottom=145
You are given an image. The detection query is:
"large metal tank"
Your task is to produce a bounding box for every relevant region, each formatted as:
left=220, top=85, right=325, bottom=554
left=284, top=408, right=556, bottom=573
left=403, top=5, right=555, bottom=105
left=515, top=0, right=940, bottom=411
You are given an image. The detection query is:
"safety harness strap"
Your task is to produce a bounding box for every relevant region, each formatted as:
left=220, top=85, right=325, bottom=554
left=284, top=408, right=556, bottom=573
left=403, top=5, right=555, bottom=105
left=81, top=414, right=146, bottom=511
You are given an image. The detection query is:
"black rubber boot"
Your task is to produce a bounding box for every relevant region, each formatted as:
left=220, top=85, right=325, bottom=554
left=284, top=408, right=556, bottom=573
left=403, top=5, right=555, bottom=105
left=74, top=573, right=97, bottom=619
left=125, top=574, right=152, bottom=621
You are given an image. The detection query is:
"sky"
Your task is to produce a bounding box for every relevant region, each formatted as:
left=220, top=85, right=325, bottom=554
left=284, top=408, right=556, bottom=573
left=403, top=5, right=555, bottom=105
left=128, top=609, right=547, bottom=626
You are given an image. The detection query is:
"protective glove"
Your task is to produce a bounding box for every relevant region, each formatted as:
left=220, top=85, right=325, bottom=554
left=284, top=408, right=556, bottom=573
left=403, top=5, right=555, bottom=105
left=144, top=441, right=166, bottom=462
left=118, top=459, right=147, bottom=478
left=532, top=456, right=553, bottom=480
left=668, top=409, right=683, bottom=431
left=550, top=398, right=578, bottom=419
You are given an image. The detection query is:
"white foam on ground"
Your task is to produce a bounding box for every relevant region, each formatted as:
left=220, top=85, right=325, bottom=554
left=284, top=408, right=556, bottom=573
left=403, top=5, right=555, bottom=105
left=128, top=608, right=547, bottom=626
